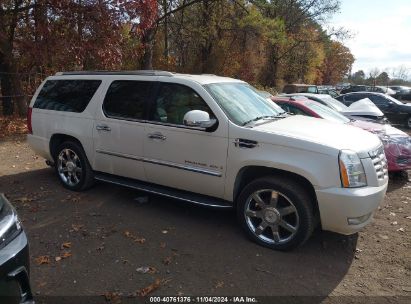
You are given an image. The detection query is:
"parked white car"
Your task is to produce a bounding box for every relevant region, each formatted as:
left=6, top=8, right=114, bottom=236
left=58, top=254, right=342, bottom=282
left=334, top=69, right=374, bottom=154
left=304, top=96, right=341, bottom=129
left=27, top=71, right=388, bottom=250
left=281, top=93, right=387, bottom=123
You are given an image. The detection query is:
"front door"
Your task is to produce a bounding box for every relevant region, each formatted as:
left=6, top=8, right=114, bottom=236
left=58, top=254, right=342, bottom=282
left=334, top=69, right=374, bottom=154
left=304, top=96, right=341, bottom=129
left=143, top=82, right=228, bottom=198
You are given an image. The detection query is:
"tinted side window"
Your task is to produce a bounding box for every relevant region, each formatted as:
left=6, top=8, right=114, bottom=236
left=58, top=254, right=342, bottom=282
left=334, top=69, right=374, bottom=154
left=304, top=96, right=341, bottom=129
left=151, top=83, right=214, bottom=125
left=369, top=95, right=388, bottom=106
left=34, top=80, right=101, bottom=112
left=103, top=81, right=152, bottom=120
left=345, top=94, right=362, bottom=102
left=287, top=105, right=308, bottom=116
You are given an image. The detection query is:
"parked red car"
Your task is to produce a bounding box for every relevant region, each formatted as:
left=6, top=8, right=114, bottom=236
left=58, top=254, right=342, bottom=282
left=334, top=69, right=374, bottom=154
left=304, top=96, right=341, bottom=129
left=272, top=96, right=411, bottom=172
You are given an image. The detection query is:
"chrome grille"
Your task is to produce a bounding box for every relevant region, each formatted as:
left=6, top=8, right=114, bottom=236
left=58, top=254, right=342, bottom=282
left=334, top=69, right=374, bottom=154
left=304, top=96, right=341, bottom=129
left=369, top=146, right=388, bottom=180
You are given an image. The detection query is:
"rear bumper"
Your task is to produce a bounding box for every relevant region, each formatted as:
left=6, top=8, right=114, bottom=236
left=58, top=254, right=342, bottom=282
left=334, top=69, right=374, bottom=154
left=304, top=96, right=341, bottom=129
left=0, top=232, right=34, bottom=304
left=316, top=183, right=387, bottom=235
left=27, top=134, right=51, bottom=161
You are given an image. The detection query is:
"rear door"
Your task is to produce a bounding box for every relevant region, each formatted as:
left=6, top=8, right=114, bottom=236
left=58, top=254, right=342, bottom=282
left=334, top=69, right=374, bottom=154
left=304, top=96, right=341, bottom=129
left=93, top=79, right=155, bottom=181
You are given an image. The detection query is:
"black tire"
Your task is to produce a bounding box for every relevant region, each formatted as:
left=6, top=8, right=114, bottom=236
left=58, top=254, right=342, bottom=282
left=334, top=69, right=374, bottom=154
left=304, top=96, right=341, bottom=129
left=236, top=176, right=315, bottom=251
left=54, top=141, right=95, bottom=191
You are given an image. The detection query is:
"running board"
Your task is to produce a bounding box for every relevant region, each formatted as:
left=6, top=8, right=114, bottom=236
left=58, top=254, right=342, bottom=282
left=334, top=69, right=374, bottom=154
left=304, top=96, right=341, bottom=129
left=94, top=172, right=233, bottom=208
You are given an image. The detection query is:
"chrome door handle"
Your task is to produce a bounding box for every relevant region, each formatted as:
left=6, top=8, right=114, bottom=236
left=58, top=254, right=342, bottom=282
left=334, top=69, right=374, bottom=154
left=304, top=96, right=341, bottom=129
left=148, top=133, right=167, bottom=140
left=96, top=125, right=111, bottom=132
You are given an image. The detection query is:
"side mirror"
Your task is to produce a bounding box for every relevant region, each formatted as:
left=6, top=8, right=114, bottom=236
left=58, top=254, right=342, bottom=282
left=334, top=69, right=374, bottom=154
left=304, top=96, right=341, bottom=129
left=183, top=110, right=217, bottom=130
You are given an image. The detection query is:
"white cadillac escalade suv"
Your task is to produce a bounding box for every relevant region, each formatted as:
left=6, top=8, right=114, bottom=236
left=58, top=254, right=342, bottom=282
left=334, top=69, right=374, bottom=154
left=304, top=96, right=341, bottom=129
left=27, top=71, right=388, bottom=250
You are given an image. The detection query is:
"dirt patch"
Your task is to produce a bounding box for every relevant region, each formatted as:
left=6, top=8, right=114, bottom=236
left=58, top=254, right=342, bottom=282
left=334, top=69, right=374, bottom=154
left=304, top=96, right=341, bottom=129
left=0, top=135, right=410, bottom=300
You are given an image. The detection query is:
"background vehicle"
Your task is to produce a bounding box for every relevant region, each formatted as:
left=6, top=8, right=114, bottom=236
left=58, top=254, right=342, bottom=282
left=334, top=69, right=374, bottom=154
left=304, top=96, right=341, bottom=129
left=369, top=86, right=396, bottom=96
left=27, top=71, right=388, bottom=251
left=318, top=87, right=339, bottom=98
left=337, top=92, right=411, bottom=128
left=280, top=93, right=387, bottom=123
left=340, top=85, right=371, bottom=94
left=273, top=97, right=411, bottom=172
left=0, top=194, right=33, bottom=304
left=282, top=84, right=318, bottom=94
left=389, top=86, right=411, bottom=100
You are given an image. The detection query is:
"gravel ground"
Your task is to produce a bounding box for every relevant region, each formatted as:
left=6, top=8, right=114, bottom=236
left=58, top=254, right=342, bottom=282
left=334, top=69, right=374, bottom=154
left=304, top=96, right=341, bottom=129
left=0, top=134, right=410, bottom=303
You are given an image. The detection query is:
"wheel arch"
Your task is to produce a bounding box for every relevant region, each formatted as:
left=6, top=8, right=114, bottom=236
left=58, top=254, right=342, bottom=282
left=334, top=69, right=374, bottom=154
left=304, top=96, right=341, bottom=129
left=233, top=166, right=319, bottom=217
left=49, top=134, right=86, bottom=160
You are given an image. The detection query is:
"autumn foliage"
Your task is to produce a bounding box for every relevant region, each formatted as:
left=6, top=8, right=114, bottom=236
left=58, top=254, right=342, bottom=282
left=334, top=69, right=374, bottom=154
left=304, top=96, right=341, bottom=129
left=0, top=0, right=354, bottom=116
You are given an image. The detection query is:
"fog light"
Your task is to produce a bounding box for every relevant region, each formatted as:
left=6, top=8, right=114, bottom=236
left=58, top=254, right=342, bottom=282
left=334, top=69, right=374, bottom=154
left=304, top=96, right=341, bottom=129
left=347, top=213, right=372, bottom=225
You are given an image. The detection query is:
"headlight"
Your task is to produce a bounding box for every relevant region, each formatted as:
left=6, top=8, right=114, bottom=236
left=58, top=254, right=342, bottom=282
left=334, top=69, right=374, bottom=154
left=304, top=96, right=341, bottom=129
left=0, top=194, right=22, bottom=249
left=339, top=150, right=367, bottom=188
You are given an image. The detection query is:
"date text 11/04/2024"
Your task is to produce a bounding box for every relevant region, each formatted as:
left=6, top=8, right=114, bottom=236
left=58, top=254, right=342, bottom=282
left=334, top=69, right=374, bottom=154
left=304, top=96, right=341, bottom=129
left=149, top=297, right=258, bottom=303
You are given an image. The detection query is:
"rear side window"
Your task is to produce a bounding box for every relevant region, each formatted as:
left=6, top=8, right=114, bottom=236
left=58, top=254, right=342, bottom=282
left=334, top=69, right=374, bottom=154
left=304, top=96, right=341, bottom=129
left=34, top=80, right=101, bottom=112
left=103, top=81, right=152, bottom=120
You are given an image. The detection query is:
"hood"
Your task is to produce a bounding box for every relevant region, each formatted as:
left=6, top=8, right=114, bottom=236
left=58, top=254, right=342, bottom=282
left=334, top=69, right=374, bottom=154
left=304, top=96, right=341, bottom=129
left=341, top=98, right=384, bottom=117
left=254, top=115, right=381, bottom=158
left=350, top=120, right=408, bottom=137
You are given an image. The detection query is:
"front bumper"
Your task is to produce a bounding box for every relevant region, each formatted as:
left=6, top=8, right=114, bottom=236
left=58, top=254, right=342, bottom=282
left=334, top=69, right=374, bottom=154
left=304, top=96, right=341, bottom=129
left=315, top=182, right=387, bottom=235
left=0, top=231, right=34, bottom=304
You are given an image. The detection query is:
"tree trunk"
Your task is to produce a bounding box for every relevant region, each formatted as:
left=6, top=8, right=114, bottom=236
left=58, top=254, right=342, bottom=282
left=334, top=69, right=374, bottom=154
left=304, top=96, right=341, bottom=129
left=141, top=28, right=155, bottom=70
left=1, top=74, right=14, bottom=116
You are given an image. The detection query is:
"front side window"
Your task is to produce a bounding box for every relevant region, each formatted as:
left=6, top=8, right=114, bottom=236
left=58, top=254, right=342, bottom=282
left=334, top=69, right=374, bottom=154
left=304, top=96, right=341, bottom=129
left=103, top=81, right=152, bottom=120
left=205, top=83, right=283, bottom=126
left=287, top=105, right=309, bottom=116
left=34, top=80, right=101, bottom=112
left=150, top=83, right=214, bottom=125
left=369, top=95, right=388, bottom=106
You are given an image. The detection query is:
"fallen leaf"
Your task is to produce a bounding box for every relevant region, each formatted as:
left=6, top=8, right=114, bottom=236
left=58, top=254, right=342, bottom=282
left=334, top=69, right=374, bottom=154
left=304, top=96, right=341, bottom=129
left=137, top=279, right=162, bottom=296
left=103, top=292, right=122, bottom=304
left=162, top=257, right=172, bottom=265
left=61, top=242, right=72, bottom=249
left=61, top=251, right=72, bottom=259
left=392, top=221, right=398, bottom=225
left=35, top=255, right=50, bottom=265
left=397, top=228, right=405, bottom=232
left=134, top=237, right=146, bottom=244
left=215, top=281, right=224, bottom=288
left=136, top=266, right=157, bottom=274
left=161, top=230, right=168, bottom=234
left=55, top=257, right=62, bottom=262
left=71, top=224, right=84, bottom=232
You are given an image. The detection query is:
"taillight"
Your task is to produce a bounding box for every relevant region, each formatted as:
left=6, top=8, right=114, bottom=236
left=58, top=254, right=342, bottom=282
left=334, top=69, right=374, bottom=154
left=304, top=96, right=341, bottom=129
left=27, top=107, right=33, bottom=134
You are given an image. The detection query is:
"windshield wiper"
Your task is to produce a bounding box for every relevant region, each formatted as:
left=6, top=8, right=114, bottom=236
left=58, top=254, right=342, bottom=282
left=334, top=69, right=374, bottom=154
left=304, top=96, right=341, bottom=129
left=242, top=114, right=283, bottom=126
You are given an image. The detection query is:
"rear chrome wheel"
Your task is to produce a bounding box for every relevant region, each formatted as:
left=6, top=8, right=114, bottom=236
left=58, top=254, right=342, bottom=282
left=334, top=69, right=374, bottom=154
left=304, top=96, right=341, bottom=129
left=57, top=148, right=82, bottom=187
left=245, top=189, right=299, bottom=245
left=54, top=141, right=94, bottom=191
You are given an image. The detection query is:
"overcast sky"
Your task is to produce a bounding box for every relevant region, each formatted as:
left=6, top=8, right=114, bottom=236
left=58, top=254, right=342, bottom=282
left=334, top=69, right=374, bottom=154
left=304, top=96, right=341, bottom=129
left=330, top=0, right=411, bottom=77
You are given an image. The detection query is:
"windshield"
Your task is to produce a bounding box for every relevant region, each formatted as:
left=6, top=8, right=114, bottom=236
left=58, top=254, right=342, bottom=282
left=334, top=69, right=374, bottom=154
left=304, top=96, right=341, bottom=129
left=384, top=94, right=404, bottom=105
left=305, top=102, right=350, bottom=123
left=205, top=83, right=284, bottom=126
left=317, top=96, right=348, bottom=111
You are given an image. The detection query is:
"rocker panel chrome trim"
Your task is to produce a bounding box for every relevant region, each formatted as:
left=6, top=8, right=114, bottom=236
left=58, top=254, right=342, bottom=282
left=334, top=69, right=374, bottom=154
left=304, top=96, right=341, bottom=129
left=96, top=149, right=222, bottom=177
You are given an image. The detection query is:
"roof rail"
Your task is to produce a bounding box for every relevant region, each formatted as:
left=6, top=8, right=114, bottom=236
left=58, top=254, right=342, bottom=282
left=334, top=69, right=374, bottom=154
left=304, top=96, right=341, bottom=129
left=55, top=70, right=174, bottom=77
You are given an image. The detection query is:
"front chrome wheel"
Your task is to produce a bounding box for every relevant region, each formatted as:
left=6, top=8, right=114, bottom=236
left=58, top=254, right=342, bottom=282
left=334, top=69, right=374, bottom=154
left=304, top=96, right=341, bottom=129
left=244, top=189, right=299, bottom=245
left=57, top=148, right=83, bottom=187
